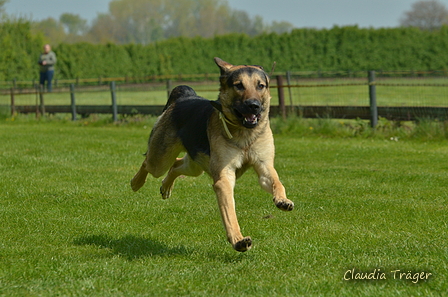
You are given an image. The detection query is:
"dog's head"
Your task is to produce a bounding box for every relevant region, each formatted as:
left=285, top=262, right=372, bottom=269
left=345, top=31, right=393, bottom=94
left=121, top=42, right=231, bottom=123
left=213, top=57, right=271, bottom=129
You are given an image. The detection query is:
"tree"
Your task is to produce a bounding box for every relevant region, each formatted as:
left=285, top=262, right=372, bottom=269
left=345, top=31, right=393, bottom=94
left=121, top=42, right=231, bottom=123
left=0, top=0, right=7, bottom=12
left=60, top=13, right=88, bottom=35
left=165, top=0, right=233, bottom=38
left=31, top=17, right=66, bottom=44
left=92, top=0, right=167, bottom=44
left=269, top=21, right=294, bottom=34
left=0, top=0, right=8, bottom=19
left=87, top=0, right=289, bottom=44
left=87, top=13, right=118, bottom=43
left=400, top=0, right=448, bottom=30
left=3, top=0, right=297, bottom=44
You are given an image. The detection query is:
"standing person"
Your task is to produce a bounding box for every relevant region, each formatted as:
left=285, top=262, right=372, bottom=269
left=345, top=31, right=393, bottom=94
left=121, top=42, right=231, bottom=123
left=38, top=44, right=57, bottom=92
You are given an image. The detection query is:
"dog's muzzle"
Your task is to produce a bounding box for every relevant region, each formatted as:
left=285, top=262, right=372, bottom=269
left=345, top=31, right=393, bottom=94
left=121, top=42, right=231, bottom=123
left=234, top=99, right=262, bottom=128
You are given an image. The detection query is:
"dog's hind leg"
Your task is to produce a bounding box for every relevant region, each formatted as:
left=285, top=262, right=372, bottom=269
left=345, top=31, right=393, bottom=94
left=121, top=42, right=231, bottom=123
left=160, top=154, right=203, bottom=199
left=131, top=121, right=183, bottom=192
left=131, top=143, right=183, bottom=192
left=131, top=160, right=150, bottom=192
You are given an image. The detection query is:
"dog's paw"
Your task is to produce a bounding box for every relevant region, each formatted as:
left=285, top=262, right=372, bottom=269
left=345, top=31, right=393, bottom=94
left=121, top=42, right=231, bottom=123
left=130, top=168, right=148, bottom=192
left=160, top=185, right=172, bottom=199
left=233, top=237, right=252, bottom=252
left=274, top=198, right=294, bottom=211
left=130, top=178, right=144, bottom=192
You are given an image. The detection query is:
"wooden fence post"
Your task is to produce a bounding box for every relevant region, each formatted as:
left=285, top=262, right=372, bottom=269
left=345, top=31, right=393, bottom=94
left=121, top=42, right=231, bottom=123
left=39, top=85, right=46, bottom=116
left=276, top=75, right=286, bottom=119
left=70, top=83, right=77, bottom=121
left=286, top=71, right=293, bottom=111
left=368, top=70, right=378, bottom=128
left=10, top=87, right=15, bottom=116
left=110, top=81, right=118, bottom=122
left=35, top=84, right=40, bottom=118
left=166, top=79, right=172, bottom=99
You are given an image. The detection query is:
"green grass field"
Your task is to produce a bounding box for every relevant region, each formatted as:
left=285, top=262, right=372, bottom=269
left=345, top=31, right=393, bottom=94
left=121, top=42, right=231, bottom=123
left=0, top=116, right=446, bottom=296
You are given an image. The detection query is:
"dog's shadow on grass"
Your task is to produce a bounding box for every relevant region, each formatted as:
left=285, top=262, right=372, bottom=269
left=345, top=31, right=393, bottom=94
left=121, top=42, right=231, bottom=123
left=74, top=234, right=191, bottom=261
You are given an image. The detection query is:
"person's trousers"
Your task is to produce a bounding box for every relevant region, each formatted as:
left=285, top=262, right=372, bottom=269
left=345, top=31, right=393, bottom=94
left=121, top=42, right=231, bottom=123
left=39, top=70, right=54, bottom=92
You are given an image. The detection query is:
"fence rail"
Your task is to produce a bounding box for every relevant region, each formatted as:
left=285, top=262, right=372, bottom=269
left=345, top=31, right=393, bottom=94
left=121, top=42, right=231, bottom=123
left=11, top=104, right=448, bottom=124
left=2, top=70, right=448, bottom=90
left=3, top=71, right=448, bottom=126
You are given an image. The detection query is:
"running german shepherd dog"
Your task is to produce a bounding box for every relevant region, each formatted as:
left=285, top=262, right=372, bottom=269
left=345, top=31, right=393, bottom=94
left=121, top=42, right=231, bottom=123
left=131, top=58, right=294, bottom=252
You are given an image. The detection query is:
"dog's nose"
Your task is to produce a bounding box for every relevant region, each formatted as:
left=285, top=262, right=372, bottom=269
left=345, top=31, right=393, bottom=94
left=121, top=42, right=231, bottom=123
left=244, top=99, right=261, bottom=114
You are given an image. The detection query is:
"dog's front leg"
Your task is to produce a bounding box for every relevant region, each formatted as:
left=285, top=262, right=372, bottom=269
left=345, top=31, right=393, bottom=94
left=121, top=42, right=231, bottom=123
left=254, top=162, right=294, bottom=211
left=213, top=169, right=252, bottom=252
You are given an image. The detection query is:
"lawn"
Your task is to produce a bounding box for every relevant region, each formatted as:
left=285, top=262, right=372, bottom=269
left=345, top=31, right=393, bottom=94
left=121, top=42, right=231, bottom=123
left=0, top=117, right=447, bottom=296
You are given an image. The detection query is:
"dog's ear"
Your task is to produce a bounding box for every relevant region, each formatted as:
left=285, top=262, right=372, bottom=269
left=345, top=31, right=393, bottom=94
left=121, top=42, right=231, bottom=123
left=214, top=57, right=233, bottom=75
left=210, top=100, right=223, bottom=113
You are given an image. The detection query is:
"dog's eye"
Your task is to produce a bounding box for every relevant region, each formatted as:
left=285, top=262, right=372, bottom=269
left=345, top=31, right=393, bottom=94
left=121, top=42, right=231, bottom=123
left=257, top=83, right=266, bottom=90
left=234, top=83, right=244, bottom=91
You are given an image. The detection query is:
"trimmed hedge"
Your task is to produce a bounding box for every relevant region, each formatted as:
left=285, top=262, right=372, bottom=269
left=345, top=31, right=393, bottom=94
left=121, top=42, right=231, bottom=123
left=2, top=23, right=448, bottom=81
left=0, top=21, right=43, bottom=81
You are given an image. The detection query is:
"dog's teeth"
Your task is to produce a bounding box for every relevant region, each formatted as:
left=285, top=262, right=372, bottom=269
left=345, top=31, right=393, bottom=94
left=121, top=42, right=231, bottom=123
left=244, top=114, right=257, bottom=122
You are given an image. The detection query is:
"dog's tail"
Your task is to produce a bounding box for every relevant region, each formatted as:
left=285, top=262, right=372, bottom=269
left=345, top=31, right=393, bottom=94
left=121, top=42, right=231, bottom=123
left=163, top=85, right=197, bottom=112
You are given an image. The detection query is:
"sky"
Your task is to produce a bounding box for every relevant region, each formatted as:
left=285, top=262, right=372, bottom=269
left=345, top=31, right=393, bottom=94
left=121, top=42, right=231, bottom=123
left=5, top=0, right=448, bottom=29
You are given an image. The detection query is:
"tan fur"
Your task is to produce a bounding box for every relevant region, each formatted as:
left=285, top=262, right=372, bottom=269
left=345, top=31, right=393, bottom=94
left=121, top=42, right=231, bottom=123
left=131, top=58, right=294, bottom=252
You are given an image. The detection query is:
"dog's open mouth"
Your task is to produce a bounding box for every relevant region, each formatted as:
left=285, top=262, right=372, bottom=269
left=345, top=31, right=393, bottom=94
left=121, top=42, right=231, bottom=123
left=234, top=109, right=261, bottom=128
